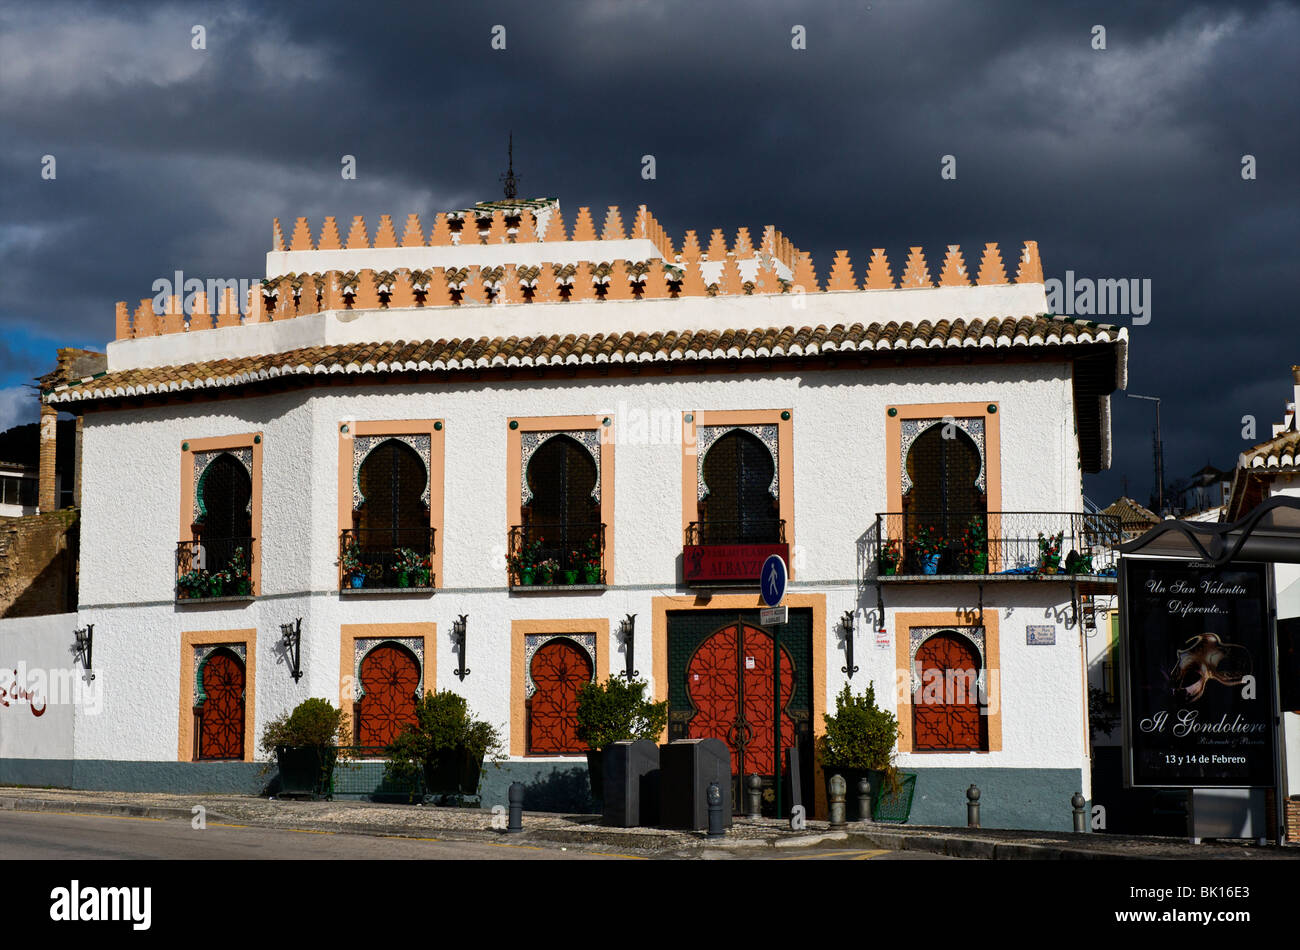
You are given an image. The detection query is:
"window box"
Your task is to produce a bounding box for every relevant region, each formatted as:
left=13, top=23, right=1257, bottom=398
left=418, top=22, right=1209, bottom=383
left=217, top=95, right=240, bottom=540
left=338, top=528, right=436, bottom=593
left=508, top=523, right=606, bottom=591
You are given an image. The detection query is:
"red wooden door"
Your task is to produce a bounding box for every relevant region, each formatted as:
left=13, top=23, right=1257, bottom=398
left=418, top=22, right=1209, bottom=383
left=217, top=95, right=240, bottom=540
left=358, top=644, right=420, bottom=747
left=913, top=633, right=984, bottom=750
left=528, top=639, right=593, bottom=754
left=198, top=650, right=245, bottom=760
left=685, top=621, right=795, bottom=776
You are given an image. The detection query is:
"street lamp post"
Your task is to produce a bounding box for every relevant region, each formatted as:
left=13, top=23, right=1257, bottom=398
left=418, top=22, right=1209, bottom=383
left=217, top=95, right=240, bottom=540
left=1127, top=393, right=1164, bottom=514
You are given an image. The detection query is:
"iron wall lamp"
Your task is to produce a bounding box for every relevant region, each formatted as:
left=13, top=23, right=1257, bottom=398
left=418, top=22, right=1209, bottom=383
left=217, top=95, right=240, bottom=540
left=453, top=614, right=470, bottom=680
left=841, top=610, right=858, bottom=678
left=72, top=624, right=94, bottom=680
left=618, top=614, right=639, bottom=680
left=280, top=618, right=303, bottom=683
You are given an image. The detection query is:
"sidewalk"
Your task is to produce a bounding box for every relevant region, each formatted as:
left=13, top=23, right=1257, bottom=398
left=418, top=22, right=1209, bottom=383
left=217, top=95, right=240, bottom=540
left=1, top=786, right=1295, bottom=859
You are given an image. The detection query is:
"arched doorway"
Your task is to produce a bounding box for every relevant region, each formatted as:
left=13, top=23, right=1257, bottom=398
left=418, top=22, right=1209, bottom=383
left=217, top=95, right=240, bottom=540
left=197, top=454, right=252, bottom=576
left=357, top=643, right=421, bottom=747
left=196, top=648, right=245, bottom=760
left=699, top=430, right=781, bottom=544
left=904, top=425, right=985, bottom=571
left=527, top=638, right=594, bottom=754
left=354, top=439, right=431, bottom=585
left=913, top=632, right=986, bottom=751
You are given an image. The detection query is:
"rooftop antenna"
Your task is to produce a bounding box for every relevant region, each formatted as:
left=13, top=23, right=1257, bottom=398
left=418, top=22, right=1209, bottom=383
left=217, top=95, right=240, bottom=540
left=500, top=132, right=519, bottom=201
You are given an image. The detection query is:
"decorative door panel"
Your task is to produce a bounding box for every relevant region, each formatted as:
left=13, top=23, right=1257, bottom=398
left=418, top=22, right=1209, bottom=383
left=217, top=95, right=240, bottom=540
left=527, top=638, right=593, bottom=754
left=197, top=650, right=245, bottom=760
left=912, top=632, right=986, bottom=751
left=358, top=643, right=421, bottom=747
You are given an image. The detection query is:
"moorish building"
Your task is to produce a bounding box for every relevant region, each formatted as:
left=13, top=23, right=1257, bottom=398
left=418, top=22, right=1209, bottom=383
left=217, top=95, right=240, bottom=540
left=11, top=196, right=1129, bottom=829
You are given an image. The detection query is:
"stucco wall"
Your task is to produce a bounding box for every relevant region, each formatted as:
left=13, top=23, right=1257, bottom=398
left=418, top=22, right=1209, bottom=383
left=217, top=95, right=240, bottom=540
left=0, top=612, right=82, bottom=776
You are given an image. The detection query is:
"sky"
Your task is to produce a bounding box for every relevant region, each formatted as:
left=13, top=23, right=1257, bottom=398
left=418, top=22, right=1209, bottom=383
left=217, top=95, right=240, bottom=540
left=1, top=0, right=1297, bottom=507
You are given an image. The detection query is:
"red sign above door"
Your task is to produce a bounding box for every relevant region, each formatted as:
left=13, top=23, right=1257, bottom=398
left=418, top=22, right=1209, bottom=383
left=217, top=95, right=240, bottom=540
left=683, top=543, right=790, bottom=586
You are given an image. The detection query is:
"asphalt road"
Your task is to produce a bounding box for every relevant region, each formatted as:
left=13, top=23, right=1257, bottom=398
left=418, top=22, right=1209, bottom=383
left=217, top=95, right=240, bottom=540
left=0, top=809, right=636, bottom=860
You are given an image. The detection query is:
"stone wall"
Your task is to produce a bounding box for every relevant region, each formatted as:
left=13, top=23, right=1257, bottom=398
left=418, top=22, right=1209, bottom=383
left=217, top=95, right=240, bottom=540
left=0, top=509, right=79, bottom=618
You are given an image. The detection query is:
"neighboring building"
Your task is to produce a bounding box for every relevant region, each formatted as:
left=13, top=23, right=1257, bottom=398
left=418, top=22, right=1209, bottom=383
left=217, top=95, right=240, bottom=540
left=0, top=462, right=38, bottom=517
left=14, top=198, right=1128, bottom=829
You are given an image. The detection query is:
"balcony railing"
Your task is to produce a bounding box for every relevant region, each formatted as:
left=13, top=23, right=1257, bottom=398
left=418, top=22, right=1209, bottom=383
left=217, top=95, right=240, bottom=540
left=683, top=518, right=789, bottom=586
left=865, top=511, right=1122, bottom=579
left=176, top=537, right=255, bottom=600
left=339, top=527, right=436, bottom=591
left=508, top=522, right=605, bottom=588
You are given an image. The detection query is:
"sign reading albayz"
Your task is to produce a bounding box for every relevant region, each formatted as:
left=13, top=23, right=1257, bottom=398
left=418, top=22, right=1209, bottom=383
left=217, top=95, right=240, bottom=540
left=1121, top=558, right=1276, bottom=788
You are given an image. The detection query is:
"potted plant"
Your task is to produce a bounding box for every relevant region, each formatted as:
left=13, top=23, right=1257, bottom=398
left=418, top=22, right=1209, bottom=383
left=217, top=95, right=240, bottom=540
left=341, top=538, right=366, bottom=588
left=818, top=682, right=901, bottom=821
left=910, top=524, right=945, bottom=574
left=878, top=539, right=901, bottom=576
left=580, top=534, right=602, bottom=584
left=178, top=567, right=209, bottom=599
left=260, top=697, right=352, bottom=799
left=562, top=553, right=581, bottom=585
left=1037, top=531, right=1063, bottom=574
left=537, top=557, right=559, bottom=585
left=385, top=690, right=505, bottom=803
left=393, top=547, right=424, bottom=587
left=575, top=676, right=668, bottom=805
left=228, top=547, right=252, bottom=595
left=509, top=536, right=544, bottom=586
left=209, top=569, right=227, bottom=597
left=954, top=516, right=987, bottom=574
left=1064, top=549, right=1093, bottom=575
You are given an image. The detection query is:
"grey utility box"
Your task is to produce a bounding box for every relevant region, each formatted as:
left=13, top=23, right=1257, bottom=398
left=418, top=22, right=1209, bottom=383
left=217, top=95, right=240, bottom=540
left=658, top=738, right=732, bottom=831
left=602, top=739, right=660, bottom=827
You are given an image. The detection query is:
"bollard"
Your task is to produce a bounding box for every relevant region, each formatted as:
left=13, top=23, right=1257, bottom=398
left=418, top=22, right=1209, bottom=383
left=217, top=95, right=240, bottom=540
left=507, top=781, right=524, bottom=834
left=966, top=784, right=981, bottom=828
left=857, top=776, right=873, bottom=823
left=828, top=774, right=847, bottom=828
left=706, top=782, right=725, bottom=838
left=1072, top=792, right=1087, bottom=833
left=745, top=774, right=763, bottom=819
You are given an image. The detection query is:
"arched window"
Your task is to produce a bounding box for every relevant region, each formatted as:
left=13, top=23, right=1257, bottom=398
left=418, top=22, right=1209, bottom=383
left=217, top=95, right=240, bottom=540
left=195, top=648, right=245, bottom=760
left=356, top=643, right=421, bottom=747
left=520, top=435, right=600, bottom=580
left=527, top=638, right=593, bottom=754
left=196, top=454, right=252, bottom=576
left=353, top=439, right=431, bottom=586
left=904, top=425, right=985, bottom=571
left=699, top=430, right=780, bottom=544
left=913, top=632, right=987, bottom=751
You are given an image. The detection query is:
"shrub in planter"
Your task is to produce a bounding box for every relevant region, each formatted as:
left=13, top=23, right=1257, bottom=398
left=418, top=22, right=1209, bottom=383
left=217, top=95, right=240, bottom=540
left=818, top=683, right=901, bottom=820
left=384, top=690, right=505, bottom=802
left=575, top=676, right=668, bottom=803
left=259, top=698, right=352, bottom=798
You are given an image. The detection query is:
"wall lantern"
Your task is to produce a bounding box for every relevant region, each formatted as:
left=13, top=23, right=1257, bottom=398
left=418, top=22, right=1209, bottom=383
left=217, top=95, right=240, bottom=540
left=452, top=614, right=470, bottom=681
left=840, top=610, right=858, bottom=679
left=279, top=618, right=303, bottom=683
left=617, top=614, right=639, bottom=681
left=72, top=623, right=94, bottom=680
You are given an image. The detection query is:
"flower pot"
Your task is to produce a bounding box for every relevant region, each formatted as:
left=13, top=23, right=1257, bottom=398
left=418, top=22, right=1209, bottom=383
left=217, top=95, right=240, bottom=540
left=972, top=553, right=988, bottom=574
left=879, top=560, right=897, bottom=576
left=210, top=577, right=225, bottom=597
left=422, top=745, right=483, bottom=798
left=276, top=745, right=336, bottom=799
left=350, top=573, right=366, bottom=589
left=397, top=571, right=410, bottom=588
left=539, top=570, right=555, bottom=585
left=920, top=553, right=940, bottom=575
left=234, top=578, right=251, bottom=596
left=415, top=570, right=429, bottom=587
left=519, top=569, right=535, bottom=586
left=583, top=567, right=601, bottom=584
left=1040, top=555, right=1061, bottom=574
left=562, top=569, right=579, bottom=585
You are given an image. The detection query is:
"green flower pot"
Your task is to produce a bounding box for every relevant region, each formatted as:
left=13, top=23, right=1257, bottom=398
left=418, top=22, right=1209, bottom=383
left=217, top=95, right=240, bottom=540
left=397, top=571, right=410, bottom=588
left=520, top=569, right=535, bottom=586
left=583, top=567, right=601, bottom=584
left=562, top=569, right=579, bottom=585
left=972, top=553, right=988, bottom=575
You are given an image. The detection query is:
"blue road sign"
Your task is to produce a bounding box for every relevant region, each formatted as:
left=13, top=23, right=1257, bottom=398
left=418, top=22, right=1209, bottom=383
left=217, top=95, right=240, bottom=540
left=761, top=554, right=787, bottom=607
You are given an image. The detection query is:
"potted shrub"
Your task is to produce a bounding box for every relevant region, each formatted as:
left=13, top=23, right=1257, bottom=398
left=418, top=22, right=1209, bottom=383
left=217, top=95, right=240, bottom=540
left=341, top=538, right=366, bottom=588
left=260, top=697, right=352, bottom=799
left=910, top=524, right=945, bottom=574
left=878, top=539, right=901, bottom=576
left=384, top=690, right=505, bottom=803
left=209, top=569, right=227, bottom=597
left=509, top=536, right=544, bottom=585
left=228, top=547, right=252, bottom=595
left=178, top=567, right=209, bottom=600
left=954, top=517, right=987, bottom=574
left=818, top=683, right=901, bottom=821
left=537, top=557, right=559, bottom=585
left=393, top=547, right=424, bottom=587
left=575, top=676, right=668, bottom=805
left=1037, top=531, right=1063, bottom=574
left=580, top=534, right=602, bottom=584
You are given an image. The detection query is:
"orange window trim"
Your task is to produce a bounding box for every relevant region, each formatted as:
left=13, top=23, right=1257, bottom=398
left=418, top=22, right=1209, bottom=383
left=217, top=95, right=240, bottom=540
left=179, top=433, right=263, bottom=596
left=893, top=610, right=1002, bottom=754
left=178, top=628, right=257, bottom=762
left=506, top=415, right=615, bottom=583
left=885, top=401, right=1001, bottom=525
left=510, top=618, right=610, bottom=757
left=680, top=409, right=795, bottom=578
left=337, top=420, right=446, bottom=588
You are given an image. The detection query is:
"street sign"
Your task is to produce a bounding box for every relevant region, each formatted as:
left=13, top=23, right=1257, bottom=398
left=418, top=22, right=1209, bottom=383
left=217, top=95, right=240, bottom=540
left=760, top=554, right=787, bottom=607
left=760, top=606, right=788, bottom=626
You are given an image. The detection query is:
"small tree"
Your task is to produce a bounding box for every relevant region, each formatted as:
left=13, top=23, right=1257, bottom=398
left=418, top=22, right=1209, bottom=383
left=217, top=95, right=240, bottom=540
left=259, top=697, right=351, bottom=760
left=385, top=690, right=505, bottom=783
left=575, top=676, right=668, bottom=750
left=818, top=683, right=900, bottom=789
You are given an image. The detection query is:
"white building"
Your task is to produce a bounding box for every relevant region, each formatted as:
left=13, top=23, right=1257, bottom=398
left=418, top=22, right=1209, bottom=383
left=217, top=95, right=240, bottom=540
left=10, top=198, right=1129, bottom=829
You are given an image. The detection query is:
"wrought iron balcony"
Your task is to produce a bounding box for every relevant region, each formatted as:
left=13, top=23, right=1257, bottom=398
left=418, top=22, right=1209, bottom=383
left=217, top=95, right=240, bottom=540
left=863, top=511, right=1122, bottom=582
left=509, top=522, right=605, bottom=589
left=683, top=518, right=789, bottom=586
left=339, top=527, right=436, bottom=592
left=176, top=537, right=255, bottom=600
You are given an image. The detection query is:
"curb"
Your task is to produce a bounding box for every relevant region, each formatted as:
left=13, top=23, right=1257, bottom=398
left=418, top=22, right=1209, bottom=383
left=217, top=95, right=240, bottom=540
left=0, top=796, right=232, bottom=825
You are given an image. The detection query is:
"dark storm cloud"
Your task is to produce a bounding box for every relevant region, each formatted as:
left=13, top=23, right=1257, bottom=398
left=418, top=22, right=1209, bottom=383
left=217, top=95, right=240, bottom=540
left=1, top=0, right=1296, bottom=504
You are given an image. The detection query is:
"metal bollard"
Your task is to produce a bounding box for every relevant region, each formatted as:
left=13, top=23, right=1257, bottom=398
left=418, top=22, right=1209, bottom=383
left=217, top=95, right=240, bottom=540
left=1071, top=792, right=1087, bottom=833
left=857, top=777, right=873, bottom=823
left=707, top=782, right=725, bottom=838
left=828, top=774, right=847, bottom=828
left=507, top=781, right=524, bottom=833
left=966, top=784, right=981, bottom=828
left=745, top=774, right=763, bottom=819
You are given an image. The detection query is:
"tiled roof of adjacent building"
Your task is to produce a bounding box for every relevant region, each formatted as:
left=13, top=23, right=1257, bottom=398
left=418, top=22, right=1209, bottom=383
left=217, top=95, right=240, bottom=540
left=1240, top=428, right=1300, bottom=472
left=44, top=314, right=1125, bottom=405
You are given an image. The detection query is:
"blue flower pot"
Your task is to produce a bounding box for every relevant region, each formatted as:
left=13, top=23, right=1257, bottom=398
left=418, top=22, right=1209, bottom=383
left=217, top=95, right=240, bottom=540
left=350, top=574, right=366, bottom=588
left=921, top=554, right=940, bottom=575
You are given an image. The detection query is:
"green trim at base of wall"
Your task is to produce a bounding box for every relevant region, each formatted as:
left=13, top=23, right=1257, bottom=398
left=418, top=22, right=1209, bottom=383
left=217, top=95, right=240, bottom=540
left=901, top=767, right=1086, bottom=832
left=0, top=759, right=271, bottom=795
